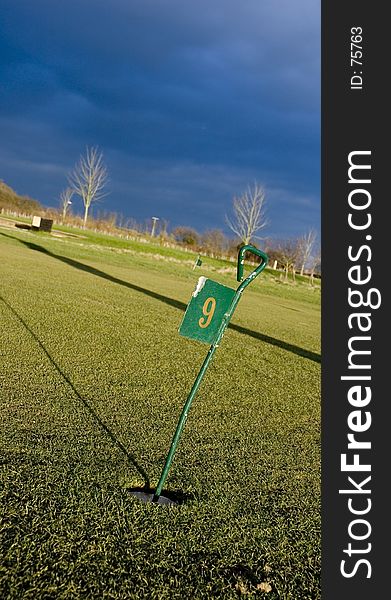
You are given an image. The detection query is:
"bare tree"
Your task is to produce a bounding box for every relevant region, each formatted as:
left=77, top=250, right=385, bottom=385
left=158, top=219, right=170, bottom=242
left=69, top=146, right=109, bottom=226
left=201, top=229, right=227, bottom=257
left=309, top=245, right=321, bottom=286
left=277, top=238, right=301, bottom=282
left=263, top=237, right=284, bottom=270
left=298, top=229, right=317, bottom=276
left=59, top=187, right=74, bottom=221
left=126, top=217, right=143, bottom=233
left=225, top=182, right=268, bottom=245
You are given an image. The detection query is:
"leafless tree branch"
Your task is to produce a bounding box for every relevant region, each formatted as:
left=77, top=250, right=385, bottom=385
left=225, top=182, right=268, bottom=245
left=298, top=229, right=317, bottom=275
left=59, top=187, right=74, bottom=221
left=69, top=146, right=109, bottom=226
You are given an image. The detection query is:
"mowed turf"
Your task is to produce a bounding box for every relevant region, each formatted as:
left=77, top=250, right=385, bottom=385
left=0, top=228, right=320, bottom=599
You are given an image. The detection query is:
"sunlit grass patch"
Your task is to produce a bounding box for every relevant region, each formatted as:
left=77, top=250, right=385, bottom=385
left=1, top=229, right=320, bottom=599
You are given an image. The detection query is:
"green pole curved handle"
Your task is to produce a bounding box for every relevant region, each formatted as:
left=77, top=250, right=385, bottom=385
left=153, top=243, right=268, bottom=502
left=237, top=244, right=268, bottom=285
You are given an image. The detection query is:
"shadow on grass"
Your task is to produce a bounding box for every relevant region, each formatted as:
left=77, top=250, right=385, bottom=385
left=0, top=232, right=321, bottom=364
left=0, top=293, right=151, bottom=489
left=125, top=486, right=195, bottom=506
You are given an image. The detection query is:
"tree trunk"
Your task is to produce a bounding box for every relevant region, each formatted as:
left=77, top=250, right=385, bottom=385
left=83, top=204, right=89, bottom=227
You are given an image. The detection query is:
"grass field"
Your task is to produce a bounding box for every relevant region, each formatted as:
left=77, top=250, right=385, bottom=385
left=0, top=225, right=320, bottom=599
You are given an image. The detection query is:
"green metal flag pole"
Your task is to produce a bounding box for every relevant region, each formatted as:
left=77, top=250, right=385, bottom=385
left=152, top=244, right=268, bottom=503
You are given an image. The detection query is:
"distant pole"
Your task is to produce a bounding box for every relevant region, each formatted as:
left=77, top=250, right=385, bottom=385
left=151, top=216, right=159, bottom=237
left=63, top=200, right=72, bottom=220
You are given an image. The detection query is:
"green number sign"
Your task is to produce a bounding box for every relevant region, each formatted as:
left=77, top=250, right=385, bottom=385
left=179, top=277, right=236, bottom=344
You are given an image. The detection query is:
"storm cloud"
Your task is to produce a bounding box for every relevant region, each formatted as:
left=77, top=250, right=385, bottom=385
left=0, top=0, right=320, bottom=237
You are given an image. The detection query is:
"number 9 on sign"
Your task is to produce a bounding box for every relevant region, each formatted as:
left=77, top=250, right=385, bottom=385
left=179, top=278, right=236, bottom=344
left=199, top=297, right=216, bottom=328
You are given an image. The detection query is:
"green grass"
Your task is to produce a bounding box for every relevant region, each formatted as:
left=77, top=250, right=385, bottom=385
left=0, top=227, right=320, bottom=599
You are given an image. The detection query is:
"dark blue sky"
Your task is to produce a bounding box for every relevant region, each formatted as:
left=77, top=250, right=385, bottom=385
left=0, top=0, right=320, bottom=239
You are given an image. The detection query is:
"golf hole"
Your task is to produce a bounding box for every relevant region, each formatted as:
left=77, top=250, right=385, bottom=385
left=126, top=487, right=193, bottom=506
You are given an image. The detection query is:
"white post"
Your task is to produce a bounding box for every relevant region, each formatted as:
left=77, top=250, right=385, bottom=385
left=151, top=216, right=159, bottom=237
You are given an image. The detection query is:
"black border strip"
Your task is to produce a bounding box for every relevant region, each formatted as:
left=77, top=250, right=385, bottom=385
left=322, top=1, right=388, bottom=597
